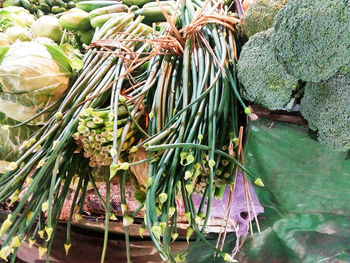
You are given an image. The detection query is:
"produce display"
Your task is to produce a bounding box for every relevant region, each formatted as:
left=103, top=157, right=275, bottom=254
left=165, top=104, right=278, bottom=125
left=0, top=0, right=348, bottom=262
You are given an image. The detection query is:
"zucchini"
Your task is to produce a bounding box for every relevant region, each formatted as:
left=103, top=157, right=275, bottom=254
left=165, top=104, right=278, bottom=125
left=91, top=13, right=124, bottom=28
left=134, top=6, right=176, bottom=23
left=59, top=10, right=92, bottom=31
left=38, top=2, right=50, bottom=12
left=88, top=4, right=128, bottom=20
left=45, top=0, right=56, bottom=7
left=121, top=0, right=152, bottom=6
left=77, top=1, right=120, bottom=12
left=20, top=0, right=37, bottom=12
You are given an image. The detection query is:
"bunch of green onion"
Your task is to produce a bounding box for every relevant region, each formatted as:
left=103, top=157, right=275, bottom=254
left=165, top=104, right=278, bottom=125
left=73, top=106, right=142, bottom=168
left=0, top=1, right=259, bottom=262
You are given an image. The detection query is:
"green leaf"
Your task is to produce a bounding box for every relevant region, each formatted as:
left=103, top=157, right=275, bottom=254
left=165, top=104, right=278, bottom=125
left=44, top=44, right=72, bottom=75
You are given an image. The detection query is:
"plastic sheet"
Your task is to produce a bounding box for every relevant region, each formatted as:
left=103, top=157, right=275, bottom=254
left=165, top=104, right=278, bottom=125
left=238, top=118, right=350, bottom=263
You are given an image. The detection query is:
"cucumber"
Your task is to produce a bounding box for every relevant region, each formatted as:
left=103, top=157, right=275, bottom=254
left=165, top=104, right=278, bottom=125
left=91, top=13, right=123, bottom=28
left=88, top=4, right=128, bottom=20
left=38, top=2, right=50, bottom=12
left=56, top=0, right=67, bottom=8
left=45, top=0, right=56, bottom=7
left=59, top=10, right=92, bottom=31
left=134, top=6, right=175, bottom=23
left=20, top=0, right=37, bottom=12
left=121, top=0, right=151, bottom=6
left=77, top=1, right=120, bottom=12
left=142, top=1, right=176, bottom=8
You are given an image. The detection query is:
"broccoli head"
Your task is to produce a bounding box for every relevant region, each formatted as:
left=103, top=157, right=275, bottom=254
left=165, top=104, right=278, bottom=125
left=237, top=28, right=299, bottom=110
left=300, top=73, right=350, bottom=152
left=273, top=0, right=350, bottom=82
left=243, top=0, right=288, bottom=38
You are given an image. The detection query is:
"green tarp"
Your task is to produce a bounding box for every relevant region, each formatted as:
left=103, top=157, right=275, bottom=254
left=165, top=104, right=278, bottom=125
left=187, top=118, right=350, bottom=262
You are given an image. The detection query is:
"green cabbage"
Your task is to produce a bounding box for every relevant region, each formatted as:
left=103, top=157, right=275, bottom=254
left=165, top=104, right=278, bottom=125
left=0, top=40, right=72, bottom=169
left=0, top=6, right=35, bottom=32
left=31, top=16, right=63, bottom=44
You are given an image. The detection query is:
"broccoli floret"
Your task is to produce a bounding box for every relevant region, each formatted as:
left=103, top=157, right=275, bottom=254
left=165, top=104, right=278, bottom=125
left=300, top=73, right=350, bottom=152
left=237, top=28, right=299, bottom=110
left=273, top=0, right=350, bottom=82
left=243, top=0, right=288, bottom=38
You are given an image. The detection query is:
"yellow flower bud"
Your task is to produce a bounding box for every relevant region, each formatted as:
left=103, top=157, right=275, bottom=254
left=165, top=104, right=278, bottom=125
left=158, top=193, right=168, bottom=204
left=45, top=227, right=53, bottom=241
left=0, top=216, right=12, bottom=236
left=109, top=213, right=117, bottom=221
left=186, top=227, right=194, bottom=243
left=123, top=215, right=134, bottom=226
left=224, top=253, right=237, bottom=262
left=37, top=159, right=46, bottom=169
left=38, top=230, right=45, bottom=239
left=10, top=236, right=21, bottom=248
left=254, top=178, right=265, bottom=187
left=139, top=227, right=145, bottom=238
left=0, top=246, right=11, bottom=260
left=121, top=204, right=127, bottom=214
left=64, top=243, right=71, bottom=255
left=38, top=246, right=47, bottom=259
left=41, top=202, right=49, bottom=212
left=171, top=232, right=178, bottom=242
left=152, top=225, right=161, bottom=240
left=28, top=238, right=35, bottom=248
left=169, top=207, right=176, bottom=217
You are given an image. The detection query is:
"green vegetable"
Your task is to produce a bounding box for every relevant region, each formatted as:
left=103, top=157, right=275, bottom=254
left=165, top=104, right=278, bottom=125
left=0, top=113, right=38, bottom=171
left=79, top=29, right=94, bottom=44
left=51, top=5, right=60, bottom=13
left=2, top=0, right=21, bottom=7
left=237, top=29, right=299, bottom=110
left=300, top=72, right=350, bottom=152
left=45, top=0, right=57, bottom=7
left=0, top=6, right=35, bottom=32
left=273, top=0, right=350, bottom=82
left=134, top=5, right=176, bottom=23
left=243, top=0, right=288, bottom=37
left=88, top=4, right=128, bottom=20
left=90, top=13, right=120, bottom=28
left=0, top=41, right=72, bottom=167
left=38, top=2, right=51, bottom=12
left=0, top=41, right=71, bottom=122
left=121, top=0, right=152, bottom=6
left=31, top=15, right=63, bottom=43
left=19, top=0, right=37, bottom=13
left=59, top=9, right=91, bottom=31
left=5, top=26, right=32, bottom=43
left=142, top=1, right=176, bottom=8
left=77, top=1, right=120, bottom=12
left=67, top=1, right=76, bottom=8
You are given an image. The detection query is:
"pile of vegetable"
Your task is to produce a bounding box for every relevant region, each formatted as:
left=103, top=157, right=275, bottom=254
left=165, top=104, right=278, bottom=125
left=238, top=0, right=350, bottom=152
left=0, top=0, right=255, bottom=261
left=0, top=0, right=348, bottom=262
